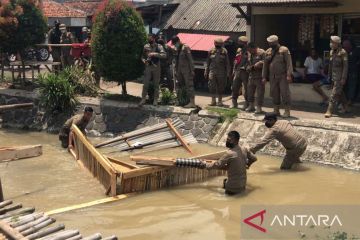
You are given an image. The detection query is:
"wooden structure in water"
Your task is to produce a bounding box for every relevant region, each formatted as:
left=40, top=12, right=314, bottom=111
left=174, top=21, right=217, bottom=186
left=0, top=200, right=117, bottom=240
left=69, top=119, right=226, bottom=197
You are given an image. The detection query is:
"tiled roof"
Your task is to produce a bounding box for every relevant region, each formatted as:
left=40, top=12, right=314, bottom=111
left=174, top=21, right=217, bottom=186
left=167, top=33, right=230, bottom=51
left=42, top=0, right=87, bottom=18
left=63, top=0, right=101, bottom=16
left=164, top=0, right=246, bottom=33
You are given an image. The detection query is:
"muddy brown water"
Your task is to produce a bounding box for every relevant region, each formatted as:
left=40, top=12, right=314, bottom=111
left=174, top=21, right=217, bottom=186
left=1, top=129, right=360, bottom=240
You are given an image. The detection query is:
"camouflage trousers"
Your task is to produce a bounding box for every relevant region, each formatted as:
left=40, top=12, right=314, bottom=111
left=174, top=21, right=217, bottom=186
left=329, top=80, right=347, bottom=105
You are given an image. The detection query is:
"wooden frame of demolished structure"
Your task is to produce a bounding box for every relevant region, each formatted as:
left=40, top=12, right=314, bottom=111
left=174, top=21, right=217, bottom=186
left=69, top=119, right=226, bottom=197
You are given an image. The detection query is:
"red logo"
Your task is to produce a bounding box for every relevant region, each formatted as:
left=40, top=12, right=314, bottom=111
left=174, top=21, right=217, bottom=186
left=243, top=209, right=267, bottom=233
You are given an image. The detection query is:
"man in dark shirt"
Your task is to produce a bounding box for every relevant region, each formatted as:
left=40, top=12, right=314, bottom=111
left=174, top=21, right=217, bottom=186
left=59, top=107, right=93, bottom=148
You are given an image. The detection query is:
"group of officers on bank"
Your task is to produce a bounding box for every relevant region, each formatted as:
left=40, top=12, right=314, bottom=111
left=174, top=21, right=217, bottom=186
left=140, top=33, right=350, bottom=119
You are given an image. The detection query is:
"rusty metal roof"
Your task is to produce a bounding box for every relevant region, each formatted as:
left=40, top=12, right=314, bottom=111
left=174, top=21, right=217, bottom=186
left=163, top=0, right=246, bottom=33
left=167, top=33, right=230, bottom=51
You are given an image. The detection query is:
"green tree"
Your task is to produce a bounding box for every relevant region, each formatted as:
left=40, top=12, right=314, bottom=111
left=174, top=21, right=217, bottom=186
left=0, top=0, right=47, bottom=80
left=0, top=0, right=47, bottom=54
left=92, top=0, right=147, bottom=95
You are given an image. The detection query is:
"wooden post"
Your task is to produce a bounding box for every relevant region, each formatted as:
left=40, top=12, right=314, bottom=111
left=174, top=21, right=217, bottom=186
left=165, top=119, right=193, bottom=154
left=0, top=178, right=4, bottom=202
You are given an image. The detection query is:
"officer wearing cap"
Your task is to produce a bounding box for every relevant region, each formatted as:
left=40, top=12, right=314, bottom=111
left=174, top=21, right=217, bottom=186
left=232, top=36, right=249, bottom=109
left=48, top=20, right=62, bottom=71
left=324, top=36, right=349, bottom=118
left=250, top=112, right=307, bottom=170
left=205, top=38, right=231, bottom=106
left=262, top=35, right=293, bottom=118
left=139, top=34, right=167, bottom=106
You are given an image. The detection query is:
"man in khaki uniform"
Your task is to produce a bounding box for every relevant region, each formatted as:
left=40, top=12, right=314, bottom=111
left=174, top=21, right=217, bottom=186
left=325, top=36, right=349, bottom=118
left=139, top=34, right=167, bottom=106
left=59, top=107, right=93, bottom=148
left=60, top=24, right=73, bottom=67
left=262, top=35, right=293, bottom=118
left=171, top=36, right=196, bottom=108
left=250, top=112, right=307, bottom=170
left=246, top=42, right=265, bottom=113
left=232, top=36, right=249, bottom=109
left=205, top=38, right=231, bottom=106
left=205, top=131, right=257, bottom=195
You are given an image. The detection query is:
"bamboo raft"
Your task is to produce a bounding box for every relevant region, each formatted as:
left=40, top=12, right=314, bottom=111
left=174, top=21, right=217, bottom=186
left=0, top=200, right=117, bottom=240
left=69, top=119, right=226, bottom=197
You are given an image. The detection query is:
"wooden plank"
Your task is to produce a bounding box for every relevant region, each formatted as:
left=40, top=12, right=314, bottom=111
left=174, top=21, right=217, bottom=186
left=191, top=150, right=227, bottom=160
left=45, top=194, right=135, bottom=216
left=130, top=155, right=216, bottom=167
left=0, top=145, right=42, bottom=162
left=106, top=157, right=140, bottom=170
left=165, top=119, right=193, bottom=154
left=71, top=125, right=116, bottom=175
left=0, top=103, right=33, bottom=112
left=0, top=220, right=26, bottom=240
left=122, top=166, right=168, bottom=180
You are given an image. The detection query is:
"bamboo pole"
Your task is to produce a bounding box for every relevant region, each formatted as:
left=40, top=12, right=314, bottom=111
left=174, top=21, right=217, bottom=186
left=0, top=203, right=22, bottom=215
left=82, top=233, right=102, bottom=240
left=0, top=103, right=33, bottom=112
left=0, top=220, right=25, bottom=240
left=21, top=218, right=55, bottom=236
left=25, top=224, right=65, bottom=240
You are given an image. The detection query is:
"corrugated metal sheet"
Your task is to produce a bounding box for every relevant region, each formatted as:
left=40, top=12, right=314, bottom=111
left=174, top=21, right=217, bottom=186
left=163, top=0, right=246, bottom=33
left=167, top=33, right=230, bottom=51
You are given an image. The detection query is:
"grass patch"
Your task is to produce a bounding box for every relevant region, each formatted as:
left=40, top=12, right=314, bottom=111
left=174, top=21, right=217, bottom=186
left=207, top=107, right=239, bottom=122
left=103, top=92, right=141, bottom=102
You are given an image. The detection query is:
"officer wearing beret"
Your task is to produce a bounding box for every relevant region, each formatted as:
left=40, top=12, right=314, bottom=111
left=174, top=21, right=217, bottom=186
left=325, top=36, right=350, bottom=118
left=262, top=35, right=293, bottom=118
left=250, top=112, right=307, bottom=170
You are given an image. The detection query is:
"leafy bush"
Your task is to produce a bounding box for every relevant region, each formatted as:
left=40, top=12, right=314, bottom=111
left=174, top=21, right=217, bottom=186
left=160, top=87, right=175, bottom=105
left=61, top=66, right=99, bottom=97
left=177, top=87, right=189, bottom=106
left=92, top=0, right=147, bottom=93
left=38, top=73, right=78, bottom=114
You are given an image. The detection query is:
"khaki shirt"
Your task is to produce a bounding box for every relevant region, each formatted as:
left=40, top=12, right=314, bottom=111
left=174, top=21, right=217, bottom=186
left=59, top=114, right=89, bottom=137
left=247, top=48, right=265, bottom=79
left=262, top=46, right=293, bottom=79
left=251, top=120, right=307, bottom=153
left=142, top=43, right=167, bottom=66
left=329, top=48, right=348, bottom=82
left=233, top=47, right=249, bottom=72
left=206, top=145, right=256, bottom=193
left=175, top=44, right=194, bottom=73
left=205, top=47, right=231, bottom=76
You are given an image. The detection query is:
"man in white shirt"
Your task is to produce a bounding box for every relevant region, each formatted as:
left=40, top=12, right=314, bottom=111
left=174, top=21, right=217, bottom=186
left=304, top=49, right=328, bottom=104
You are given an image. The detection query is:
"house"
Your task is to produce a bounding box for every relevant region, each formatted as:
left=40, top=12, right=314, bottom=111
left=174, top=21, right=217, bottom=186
left=226, top=0, right=360, bottom=103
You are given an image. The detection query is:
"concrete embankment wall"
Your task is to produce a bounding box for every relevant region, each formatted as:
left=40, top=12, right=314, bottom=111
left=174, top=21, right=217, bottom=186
left=211, top=113, right=360, bottom=170
left=0, top=89, right=220, bottom=142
